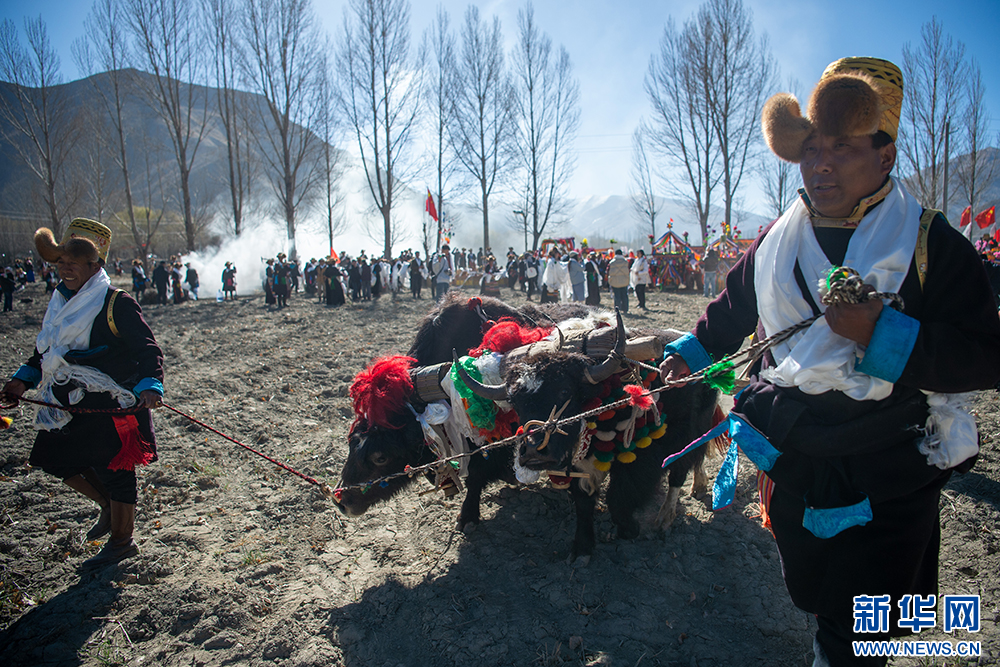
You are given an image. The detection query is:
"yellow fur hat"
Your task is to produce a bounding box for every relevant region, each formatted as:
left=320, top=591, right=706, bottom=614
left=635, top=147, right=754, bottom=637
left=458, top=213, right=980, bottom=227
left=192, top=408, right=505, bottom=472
left=34, top=218, right=113, bottom=264
left=761, top=57, right=903, bottom=163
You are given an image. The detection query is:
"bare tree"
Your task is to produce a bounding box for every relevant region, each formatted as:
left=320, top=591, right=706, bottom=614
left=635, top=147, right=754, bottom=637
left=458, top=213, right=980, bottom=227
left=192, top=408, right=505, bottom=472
left=125, top=0, right=209, bottom=252
left=338, top=0, right=423, bottom=259
left=422, top=5, right=457, bottom=254
left=510, top=1, right=580, bottom=251
left=698, top=0, right=774, bottom=231
left=205, top=0, right=255, bottom=237
left=0, top=16, right=82, bottom=238
left=131, top=128, right=172, bottom=259
left=449, top=5, right=514, bottom=252
left=314, top=49, right=346, bottom=256
left=76, top=103, right=118, bottom=224
left=899, top=17, right=967, bottom=209
left=644, top=17, right=717, bottom=245
left=955, top=59, right=995, bottom=218
left=760, top=155, right=797, bottom=220
left=75, top=0, right=149, bottom=257
left=242, top=0, right=323, bottom=260
left=629, top=122, right=659, bottom=240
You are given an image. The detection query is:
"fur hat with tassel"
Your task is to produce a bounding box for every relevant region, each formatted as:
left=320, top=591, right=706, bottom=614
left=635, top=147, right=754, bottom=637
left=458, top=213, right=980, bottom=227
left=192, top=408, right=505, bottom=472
left=762, top=57, right=904, bottom=163
left=35, top=218, right=113, bottom=264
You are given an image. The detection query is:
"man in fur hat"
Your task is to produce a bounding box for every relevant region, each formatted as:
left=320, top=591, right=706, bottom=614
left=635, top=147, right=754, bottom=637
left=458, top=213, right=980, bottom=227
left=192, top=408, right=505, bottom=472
left=1, top=219, right=164, bottom=568
left=659, top=58, right=1000, bottom=666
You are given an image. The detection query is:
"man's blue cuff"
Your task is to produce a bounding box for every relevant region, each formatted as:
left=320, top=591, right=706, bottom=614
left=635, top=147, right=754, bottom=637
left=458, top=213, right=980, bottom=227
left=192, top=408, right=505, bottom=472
left=133, top=378, right=164, bottom=397
left=12, top=365, right=41, bottom=389
left=663, top=333, right=713, bottom=373
left=855, top=307, right=919, bottom=383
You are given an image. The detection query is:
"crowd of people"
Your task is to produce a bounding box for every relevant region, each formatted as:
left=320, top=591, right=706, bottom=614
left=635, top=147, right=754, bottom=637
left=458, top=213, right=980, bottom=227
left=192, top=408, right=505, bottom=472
left=237, top=244, right=668, bottom=312
left=129, top=257, right=199, bottom=306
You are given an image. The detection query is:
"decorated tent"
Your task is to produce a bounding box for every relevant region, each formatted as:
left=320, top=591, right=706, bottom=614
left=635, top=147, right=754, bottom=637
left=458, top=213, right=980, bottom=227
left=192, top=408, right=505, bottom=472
left=539, top=237, right=576, bottom=255
left=649, top=230, right=698, bottom=290
left=651, top=230, right=696, bottom=257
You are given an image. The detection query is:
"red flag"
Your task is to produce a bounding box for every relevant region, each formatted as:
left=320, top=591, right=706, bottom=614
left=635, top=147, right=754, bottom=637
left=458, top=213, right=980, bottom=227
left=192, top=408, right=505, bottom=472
left=425, top=190, right=438, bottom=222
left=959, top=206, right=972, bottom=227
left=975, top=206, right=995, bottom=229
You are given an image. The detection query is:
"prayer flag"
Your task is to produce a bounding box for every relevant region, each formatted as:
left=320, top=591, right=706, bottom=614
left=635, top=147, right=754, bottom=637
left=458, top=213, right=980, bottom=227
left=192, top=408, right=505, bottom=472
left=959, top=206, right=972, bottom=227
left=975, top=206, right=995, bottom=229
left=425, top=190, right=438, bottom=222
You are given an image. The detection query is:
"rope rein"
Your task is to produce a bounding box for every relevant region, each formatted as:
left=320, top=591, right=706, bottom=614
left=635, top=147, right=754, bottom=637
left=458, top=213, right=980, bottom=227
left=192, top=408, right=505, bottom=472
left=0, top=395, right=334, bottom=498
left=2, top=267, right=895, bottom=500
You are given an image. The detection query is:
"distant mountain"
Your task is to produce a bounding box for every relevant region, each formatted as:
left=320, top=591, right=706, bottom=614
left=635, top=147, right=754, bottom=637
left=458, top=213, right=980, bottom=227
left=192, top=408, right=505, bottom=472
left=0, top=67, right=770, bottom=257
left=5, top=69, right=990, bottom=259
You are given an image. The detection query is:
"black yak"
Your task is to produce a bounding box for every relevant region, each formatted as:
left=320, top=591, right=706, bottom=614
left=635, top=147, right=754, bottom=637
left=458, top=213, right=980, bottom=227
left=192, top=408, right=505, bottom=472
left=455, top=310, right=720, bottom=563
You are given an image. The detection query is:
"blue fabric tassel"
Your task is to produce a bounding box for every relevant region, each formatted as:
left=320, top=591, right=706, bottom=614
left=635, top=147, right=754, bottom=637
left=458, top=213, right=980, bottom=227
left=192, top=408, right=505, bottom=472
left=729, top=414, right=781, bottom=472
left=802, top=496, right=873, bottom=539
left=663, top=409, right=784, bottom=514
left=712, top=440, right=739, bottom=510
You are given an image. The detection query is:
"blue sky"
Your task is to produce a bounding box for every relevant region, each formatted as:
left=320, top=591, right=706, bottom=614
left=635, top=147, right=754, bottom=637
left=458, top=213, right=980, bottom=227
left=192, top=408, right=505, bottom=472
left=2, top=0, right=998, bottom=210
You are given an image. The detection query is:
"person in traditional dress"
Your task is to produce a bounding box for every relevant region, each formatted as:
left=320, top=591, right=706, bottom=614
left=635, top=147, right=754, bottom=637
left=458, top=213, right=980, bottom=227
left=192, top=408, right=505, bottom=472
left=0, top=267, right=15, bottom=312
left=659, top=58, right=1000, bottom=666
left=274, top=254, right=291, bottom=308
left=541, top=248, right=569, bottom=303
left=347, top=260, right=362, bottom=302
left=606, top=249, right=630, bottom=313
left=152, top=261, right=169, bottom=305
left=222, top=262, right=238, bottom=301
left=2, top=219, right=164, bottom=567
left=431, top=244, right=453, bottom=302
left=360, top=258, right=372, bottom=301
left=567, top=251, right=586, bottom=302
left=630, top=248, right=650, bottom=310
left=324, top=259, right=345, bottom=306
left=584, top=251, right=602, bottom=306
left=408, top=252, right=424, bottom=299
left=131, top=260, right=147, bottom=302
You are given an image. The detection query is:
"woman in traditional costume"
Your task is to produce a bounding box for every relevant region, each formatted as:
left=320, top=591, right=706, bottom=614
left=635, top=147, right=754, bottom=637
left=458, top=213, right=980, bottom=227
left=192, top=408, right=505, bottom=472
left=2, top=219, right=164, bottom=567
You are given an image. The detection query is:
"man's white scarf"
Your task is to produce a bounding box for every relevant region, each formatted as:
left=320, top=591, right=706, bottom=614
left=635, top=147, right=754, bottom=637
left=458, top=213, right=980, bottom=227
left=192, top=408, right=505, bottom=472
left=755, top=177, right=978, bottom=469
left=755, top=176, right=919, bottom=401
left=33, top=269, right=135, bottom=430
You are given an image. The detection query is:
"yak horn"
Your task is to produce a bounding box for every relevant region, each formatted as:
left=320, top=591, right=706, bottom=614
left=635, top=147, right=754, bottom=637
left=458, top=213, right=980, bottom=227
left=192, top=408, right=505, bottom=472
left=585, top=308, right=626, bottom=384
left=452, top=349, right=508, bottom=401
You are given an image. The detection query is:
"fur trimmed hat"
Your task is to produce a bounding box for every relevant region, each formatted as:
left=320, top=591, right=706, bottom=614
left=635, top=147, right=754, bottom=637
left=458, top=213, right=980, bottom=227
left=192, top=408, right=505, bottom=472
left=762, top=57, right=903, bottom=163
left=34, top=218, right=113, bottom=264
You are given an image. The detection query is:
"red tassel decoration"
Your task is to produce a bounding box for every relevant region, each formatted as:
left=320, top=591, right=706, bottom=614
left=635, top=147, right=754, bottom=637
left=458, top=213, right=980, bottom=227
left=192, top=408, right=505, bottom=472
left=470, top=318, right=553, bottom=357
left=623, top=384, right=654, bottom=411
left=108, top=415, right=156, bottom=471
left=349, top=355, right=417, bottom=428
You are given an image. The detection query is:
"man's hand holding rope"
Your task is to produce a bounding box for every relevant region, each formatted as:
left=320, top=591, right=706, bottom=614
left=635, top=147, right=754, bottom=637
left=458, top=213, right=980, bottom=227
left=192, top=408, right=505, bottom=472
left=0, top=379, right=26, bottom=408
left=658, top=355, right=692, bottom=388
left=657, top=271, right=890, bottom=387
left=824, top=282, right=882, bottom=346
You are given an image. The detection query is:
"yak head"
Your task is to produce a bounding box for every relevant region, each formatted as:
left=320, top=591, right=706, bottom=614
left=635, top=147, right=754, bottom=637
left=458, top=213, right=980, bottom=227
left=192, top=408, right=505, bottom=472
left=335, top=356, right=433, bottom=517
left=456, top=310, right=626, bottom=471
left=336, top=413, right=431, bottom=517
